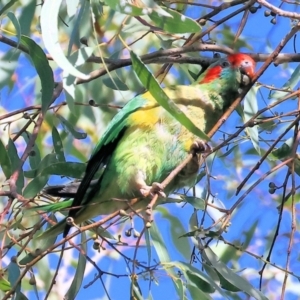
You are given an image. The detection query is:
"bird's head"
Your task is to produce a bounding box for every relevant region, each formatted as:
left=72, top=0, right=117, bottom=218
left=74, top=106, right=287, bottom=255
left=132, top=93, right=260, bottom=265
left=198, top=53, right=256, bottom=86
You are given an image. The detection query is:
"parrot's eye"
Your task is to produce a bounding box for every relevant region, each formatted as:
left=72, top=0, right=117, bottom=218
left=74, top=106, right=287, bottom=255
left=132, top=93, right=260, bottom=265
left=221, top=61, right=230, bottom=68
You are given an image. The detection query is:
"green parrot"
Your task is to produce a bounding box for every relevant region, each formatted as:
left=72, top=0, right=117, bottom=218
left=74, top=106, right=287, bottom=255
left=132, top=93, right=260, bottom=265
left=36, top=53, right=256, bottom=238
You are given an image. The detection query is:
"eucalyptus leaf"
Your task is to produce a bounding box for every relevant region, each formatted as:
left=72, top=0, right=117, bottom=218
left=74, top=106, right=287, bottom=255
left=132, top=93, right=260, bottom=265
left=20, top=36, right=54, bottom=114
left=40, top=0, right=90, bottom=79
left=130, top=51, right=209, bottom=141
left=0, top=138, right=12, bottom=178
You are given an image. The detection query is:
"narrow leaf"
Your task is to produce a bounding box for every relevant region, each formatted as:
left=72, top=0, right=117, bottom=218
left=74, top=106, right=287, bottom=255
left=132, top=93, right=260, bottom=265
left=7, top=139, right=24, bottom=193
left=144, top=227, right=152, bottom=266
left=149, top=8, right=201, bottom=34
left=149, top=222, right=171, bottom=262
left=21, top=132, right=41, bottom=170
left=20, top=36, right=54, bottom=114
left=65, top=231, right=87, bottom=300
left=163, top=261, right=226, bottom=296
left=57, top=115, right=87, bottom=139
left=52, top=127, right=66, bottom=162
left=40, top=162, right=86, bottom=178
left=67, top=0, right=90, bottom=56
left=158, top=207, right=191, bottom=261
left=103, top=76, right=128, bottom=91
left=0, top=276, right=11, bottom=292
left=40, top=0, right=90, bottom=79
left=270, top=64, right=300, bottom=99
left=131, top=51, right=209, bottom=141
left=66, top=0, right=80, bottom=17
left=204, top=247, right=268, bottom=300
left=0, top=0, right=18, bottom=15
left=104, top=0, right=144, bottom=16
left=7, top=261, right=21, bottom=294
left=243, top=86, right=260, bottom=155
left=7, top=12, right=21, bottom=48
left=0, top=138, right=12, bottom=178
left=23, top=175, right=48, bottom=198
left=28, top=200, right=72, bottom=213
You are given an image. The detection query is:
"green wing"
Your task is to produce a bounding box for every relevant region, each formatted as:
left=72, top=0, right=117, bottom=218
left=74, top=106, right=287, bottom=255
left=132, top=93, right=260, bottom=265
left=63, top=94, right=157, bottom=236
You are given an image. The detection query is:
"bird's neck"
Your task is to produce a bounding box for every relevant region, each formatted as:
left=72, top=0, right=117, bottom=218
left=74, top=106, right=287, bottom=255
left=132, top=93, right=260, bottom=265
left=196, top=70, right=242, bottom=111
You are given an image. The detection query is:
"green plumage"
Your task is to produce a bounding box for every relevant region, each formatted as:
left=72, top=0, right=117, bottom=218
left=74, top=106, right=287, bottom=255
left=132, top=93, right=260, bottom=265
left=34, top=54, right=255, bottom=238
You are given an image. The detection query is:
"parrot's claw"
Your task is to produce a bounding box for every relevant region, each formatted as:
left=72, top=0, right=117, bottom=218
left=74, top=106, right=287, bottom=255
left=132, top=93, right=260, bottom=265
left=190, top=140, right=212, bottom=155
left=140, top=182, right=166, bottom=198
left=151, top=182, right=166, bottom=198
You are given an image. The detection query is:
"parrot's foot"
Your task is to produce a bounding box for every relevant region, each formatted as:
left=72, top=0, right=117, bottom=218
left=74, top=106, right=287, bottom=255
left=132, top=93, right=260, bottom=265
left=140, top=182, right=166, bottom=198
left=190, top=140, right=212, bottom=155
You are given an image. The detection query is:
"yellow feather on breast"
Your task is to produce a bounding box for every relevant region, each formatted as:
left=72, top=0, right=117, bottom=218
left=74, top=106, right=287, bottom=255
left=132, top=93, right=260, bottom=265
left=128, top=87, right=218, bottom=152
left=128, top=92, right=161, bottom=127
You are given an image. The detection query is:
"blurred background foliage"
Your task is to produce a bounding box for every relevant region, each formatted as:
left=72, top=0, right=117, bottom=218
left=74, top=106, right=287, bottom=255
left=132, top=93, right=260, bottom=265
left=1, top=0, right=300, bottom=299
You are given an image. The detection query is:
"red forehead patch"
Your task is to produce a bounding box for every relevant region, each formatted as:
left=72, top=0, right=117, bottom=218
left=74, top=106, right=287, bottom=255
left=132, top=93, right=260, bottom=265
left=198, top=65, right=222, bottom=84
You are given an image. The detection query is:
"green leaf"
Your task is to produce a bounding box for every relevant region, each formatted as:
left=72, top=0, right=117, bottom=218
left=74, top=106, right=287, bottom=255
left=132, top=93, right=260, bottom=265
left=131, top=278, right=143, bottom=300
left=0, top=49, right=19, bottom=91
left=149, top=222, right=171, bottom=262
left=7, top=261, right=21, bottom=294
left=27, top=199, right=72, bottom=213
left=0, top=276, right=11, bottom=292
left=271, top=138, right=293, bottom=160
left=187, top=283, right=213, bottom=299
left=23, top=175, right=48, bottom=198
left=149, top=8, right=201, bottom=34
left=179, top=228, right=221, bottom=239
left=63, top=47, right=95, bottom=113
left=218, top=272, right=241, bottom=292
left=65, top=232, right=87, bottom=300
left=15, top=291, right=29, bottom=300
left=20, top=214, right=59, bottom=264
left=144, top=227, right=152, bottom=266
left=103, top=75, right=129, bottom=91
left=57, top=115, right=87, bottom=139
left=270, top=137, right=300, bottom=176
left=7, top=139, right=24, bottom=193
left=188, top=210, right=198, bottom=233
left=218, top=145, right=238, bottom=158
left=67, top=0, right=90, bottom=56
left=258, top=117, right=276, bottom=130
left=173, top=278, right=185, bottom=300
left=20, top=36, right=54, bottom=114
left=0, top=138, right=12, bottom=178
left=204, top=247, right=268, bottom=300
left=52, top=127, right=66, bottom=162
left=40, top=162, right=86, bottom=178
left=66, top=0, right=80, bottom=17
left=0, top=0, right=18, bottom=16
left=104, top=0, right=144, bottom=16
left=68, top=47, right=95, bottom=67
left=184, top=196, right=206, bottom=210
left=163, top=261, right=225, bottom=295
left=23, top=153, right=57, bottom=178
left=85, top=220, right=116, bottom=239
left=130, top=51, right=209, bottom=141
left=40, top=0, right=90, bottom=80
left=270, top=64, right=300, bottom=99
left=25, top=161, right=85, bottom=179
left=243, top=86, right=261, bottom=155
left=7, top=12, right=21, bottom=49
left=157, top=207, right=191, bottom=261
left=21, top=132, right=41, bottom=170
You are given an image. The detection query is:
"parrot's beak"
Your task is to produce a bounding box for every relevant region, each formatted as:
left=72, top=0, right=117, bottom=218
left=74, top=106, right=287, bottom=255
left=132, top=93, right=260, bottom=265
left=240, top=62, right=255, bottom=80
left=240, top=65, right=255, bottom=87
left=240, top=74, right=251, bottom=86
left=243, top=66, right=255, bottom=79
